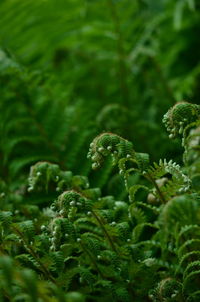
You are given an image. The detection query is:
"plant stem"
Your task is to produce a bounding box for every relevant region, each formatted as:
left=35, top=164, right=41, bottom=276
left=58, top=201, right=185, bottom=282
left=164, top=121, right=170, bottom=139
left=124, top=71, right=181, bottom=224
left=79, top=240, right=104, bottom=279
left=145, top=172, right=167, bottom=204
left=91, top=210, right=118, bottom=253
left=13, top=226, right=56, bottom=284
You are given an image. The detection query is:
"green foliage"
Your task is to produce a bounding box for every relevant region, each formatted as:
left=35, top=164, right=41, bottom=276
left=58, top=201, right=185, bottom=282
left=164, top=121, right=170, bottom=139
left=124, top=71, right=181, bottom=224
left=1, top=100, right=200, bottom=301
left=1, top=1, right=200, bottom=301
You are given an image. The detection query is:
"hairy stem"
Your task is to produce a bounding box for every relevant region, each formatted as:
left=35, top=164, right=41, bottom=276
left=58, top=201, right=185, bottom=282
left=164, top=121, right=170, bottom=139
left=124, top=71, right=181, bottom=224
left=91, top=210, right=118, bottom=254
left=79, top=240, right=104, bottom=279
left=145, top=172, right=167, bottom=204
left=13, top=226, right=56, bottom=284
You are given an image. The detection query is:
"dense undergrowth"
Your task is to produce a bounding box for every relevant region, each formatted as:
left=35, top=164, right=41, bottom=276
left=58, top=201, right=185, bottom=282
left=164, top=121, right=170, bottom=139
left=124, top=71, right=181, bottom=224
left=2, top=99, right=200, bottom=302
left=1, top=0, right=200, bottom=301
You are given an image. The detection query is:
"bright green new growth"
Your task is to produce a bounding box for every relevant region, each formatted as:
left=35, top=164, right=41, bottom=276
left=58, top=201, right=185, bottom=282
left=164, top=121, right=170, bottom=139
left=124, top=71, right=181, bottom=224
left=1, top=102, right=200, bottom=302
left=88, top=133, right=136, bottom=169
left=162, top=101, right=200, bottom=138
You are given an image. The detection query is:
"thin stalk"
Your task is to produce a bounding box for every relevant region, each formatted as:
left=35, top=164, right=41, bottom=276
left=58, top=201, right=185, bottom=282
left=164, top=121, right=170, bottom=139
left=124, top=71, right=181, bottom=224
left=13, top=226, right=56, bottom=284
left=145, top=172, right=167, bottom=204
left=79, top=240, right=104, bottom=279
left=91, top=210, right=118, bottom=253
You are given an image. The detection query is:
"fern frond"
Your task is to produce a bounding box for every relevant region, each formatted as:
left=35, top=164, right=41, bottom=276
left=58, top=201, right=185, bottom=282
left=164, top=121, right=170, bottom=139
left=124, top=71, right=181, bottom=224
left=162, top=101, right=200, bottom=139
left=146, top=159, right=191, bottom=199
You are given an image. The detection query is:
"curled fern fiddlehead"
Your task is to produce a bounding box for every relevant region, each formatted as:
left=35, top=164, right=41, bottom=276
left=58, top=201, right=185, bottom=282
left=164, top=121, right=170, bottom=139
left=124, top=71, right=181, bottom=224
left=96, top=103, right=130, bottom=135
left=88, top=133, right=150, bottom=189
left=149, top=278, right=183, bottom=301
left=87, top=133, right=136, bottom=170
left=28, top=161, right=89, bottom=193
left=162, top=101, right=200, bottom=139
left=28, top=161, right=62, bottom=192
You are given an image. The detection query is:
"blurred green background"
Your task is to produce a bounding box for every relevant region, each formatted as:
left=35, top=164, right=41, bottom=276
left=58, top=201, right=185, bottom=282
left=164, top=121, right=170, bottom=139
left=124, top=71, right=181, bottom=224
left=0, top=0, right=200, bottom=194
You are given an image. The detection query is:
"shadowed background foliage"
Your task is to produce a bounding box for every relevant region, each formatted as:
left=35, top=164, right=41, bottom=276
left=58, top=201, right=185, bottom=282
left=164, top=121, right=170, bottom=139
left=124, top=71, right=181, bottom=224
left=0, top=0, right=200, bottom=197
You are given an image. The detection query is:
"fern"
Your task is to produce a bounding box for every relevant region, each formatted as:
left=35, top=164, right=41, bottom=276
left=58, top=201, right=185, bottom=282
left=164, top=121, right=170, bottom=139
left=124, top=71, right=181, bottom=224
left=1, top=0, right=200, bottom=297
